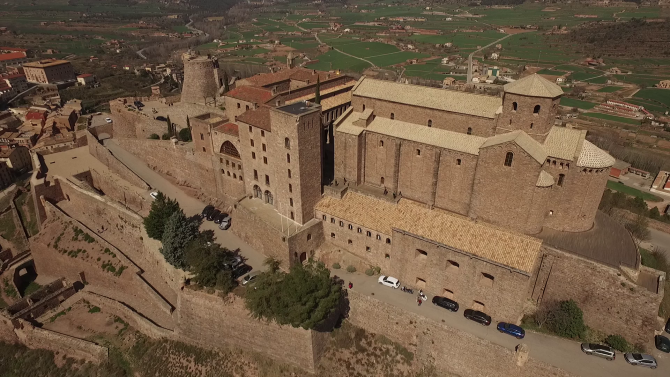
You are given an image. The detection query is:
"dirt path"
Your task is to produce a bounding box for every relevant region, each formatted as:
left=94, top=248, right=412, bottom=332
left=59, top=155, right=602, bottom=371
left=314, top=33, right=378, bottom=68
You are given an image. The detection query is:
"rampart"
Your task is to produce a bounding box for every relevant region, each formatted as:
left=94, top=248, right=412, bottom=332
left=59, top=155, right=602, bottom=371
left=113, top=138, right=217, bottom=199
left=14, top=318, right=108, bottom=364
left=110, top=98, right=167, bottom=139
left=231, top=202, right=290, bottom=267
left=86, top=131, right=150, bottom=190
left=346, top=290, right=577, bottom=377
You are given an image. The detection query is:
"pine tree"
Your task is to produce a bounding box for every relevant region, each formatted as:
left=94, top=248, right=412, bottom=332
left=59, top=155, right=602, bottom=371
left=166, top=115, right=173, bottom=137
left=314, top=76, right=321, bottom=105
left=143, top=192, right=180, bottom=240
left=186, top=115, right=191, bottom=130
left=160, top=209, right=199, bottom=269
left=223, top=71, right=230, bottom=93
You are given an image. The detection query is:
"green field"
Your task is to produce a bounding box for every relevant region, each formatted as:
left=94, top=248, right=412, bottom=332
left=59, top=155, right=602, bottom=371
left=606, top=181, right=662, bottom=202
left=582, top=112, right=641, bottom=125
left=559, top=98, right=598, bottom=110
left=308, top=50, right=371, bottom=72
left=368, top=51, right=430, bottom=67
left=537, top=69, right=567, bottom=76
left=634, top=88, right=670, bottom=107
left=337, top=42, right=401, bottom=58
left=597, top=86, right=624, bottom=93
left=172, top=25, right=190, bottom=33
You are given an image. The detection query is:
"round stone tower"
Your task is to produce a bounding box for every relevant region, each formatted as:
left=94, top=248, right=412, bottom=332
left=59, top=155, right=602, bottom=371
left=181, top=55, right=220, bottom=105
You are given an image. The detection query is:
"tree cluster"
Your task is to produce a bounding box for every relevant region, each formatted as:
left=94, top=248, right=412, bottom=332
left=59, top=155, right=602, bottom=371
left=244, top=259, right=341, bottom=330
left=185, top=231, right=236, bottom=292
left=534, top=300, right=586, bottom=340
left=143, top=192, right=180, bottom=240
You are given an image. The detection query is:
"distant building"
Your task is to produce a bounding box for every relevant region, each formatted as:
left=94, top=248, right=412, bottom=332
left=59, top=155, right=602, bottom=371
left=23, top=59, right=76, bottom=84
left=609, top=67, right=622, bottom=74
left=657, top=80, right=670, bottom=89
left=442, top=77, right=456, bottom=86
left=2, top=73, right=28, bottom=92
left=629, top=167, right=650, bottom=179
left=489, top=52, right=499, bottom=60
left=555, top=77, right=565, bottom=84
left=0, top=145, right=31, bottom=172
left=609, top=160, right=630, bottom=178
left=0, top=47, right=29, bottom=68
left=77, top=73, right=95, bottom=86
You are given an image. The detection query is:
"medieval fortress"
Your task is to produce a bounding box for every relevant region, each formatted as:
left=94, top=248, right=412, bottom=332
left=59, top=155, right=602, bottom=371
left=0, top=53, right=665, bottom=375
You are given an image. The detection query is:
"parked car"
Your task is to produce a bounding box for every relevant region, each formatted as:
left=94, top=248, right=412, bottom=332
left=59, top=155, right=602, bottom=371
left=207, top=209, right=220, bottom=221
left=242, top=272, right=259, bottom=286
left=214, top=212, right=228, bottom=224
left=431, top=296, right=459, bottom=312
left=201, top=205, right=214, bottom=218
left=665, top=317, right=670, bottom=333
left=219, top=216, right=231, bottom=230
left=624, top=353, right=657, bottom=369
left=497, top=322, right=525, bottom=339
left=655, top=335, right=670, bottom=353
left=224, top=256, right=243, bottom=271
left=463, top=309, right=491, bottom=326
left=149, top=191, right=158, bottom=200
left=105, top=117, right=113, bottom=123
left=377, top=275, right=400, bottom=289
left=232, top=264, right=252, bottom=279
left=580, top=343, right=615, bottom=360
left=156, top=116, right=167, bottom=121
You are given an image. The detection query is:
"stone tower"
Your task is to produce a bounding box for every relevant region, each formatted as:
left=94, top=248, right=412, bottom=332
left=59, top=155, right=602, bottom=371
left=287, top=51, right=294, bottom=69
left=181, top=54, right=221, bottom=105
left=497, top=74, right=563, bottom=143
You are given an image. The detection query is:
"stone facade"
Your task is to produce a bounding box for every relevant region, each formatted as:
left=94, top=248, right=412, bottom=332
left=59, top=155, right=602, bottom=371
left=180, top=56, right=221, bottom=105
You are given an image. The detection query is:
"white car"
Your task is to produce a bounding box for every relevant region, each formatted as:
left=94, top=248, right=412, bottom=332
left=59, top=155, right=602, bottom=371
left=149, top=191, right=159, bottom=200
left=242, top=272, right=259, bottom=286
left=105, top=117, right=113, bottom=123
left=378, top=275, right=400, bottom=289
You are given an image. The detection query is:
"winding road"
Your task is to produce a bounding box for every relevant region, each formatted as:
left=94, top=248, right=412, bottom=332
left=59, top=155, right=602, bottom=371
left=302, top=26, right=378, bottom=69
left=467, top=33, right=512, bottom=83
left=136, top=16, right=208, bottom=60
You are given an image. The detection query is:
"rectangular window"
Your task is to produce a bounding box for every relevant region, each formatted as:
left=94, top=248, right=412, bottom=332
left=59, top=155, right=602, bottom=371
left=200, top=133, right=204, bottom=140
left=262, top=143, right=266, bottom=152
left=248, top=125, right=252, bottom=132
left=253, top=170, right=258, bottom=180
left=250, top=139, right=254, bottom=147
left=261, top=130, right=265, bottom=137
left=252, top=152, right=256, bottom=159
left=265, top=175, right=270, bottom=185
left=226, top=160, right=230, bottom=166
left=263, top=156, right=268, bottom=164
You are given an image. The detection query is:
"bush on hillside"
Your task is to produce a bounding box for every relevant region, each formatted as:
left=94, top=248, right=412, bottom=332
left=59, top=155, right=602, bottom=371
left=605, top=334, right=631, bottom=352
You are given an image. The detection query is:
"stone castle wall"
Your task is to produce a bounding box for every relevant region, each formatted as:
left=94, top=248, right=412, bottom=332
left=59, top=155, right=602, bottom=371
left=86, top=131, right=150, bottom=190
left=14, top=319, right=108, bottom=364
left=540, top=247, right=663, bottom=345
left=110, top=100, right=168, bottom=139
left=346, top=290, right=577, bottom=377
left=113, top=138, right=217, bottom=199
left=231, top=202, right=290, bottom=267
left=90, top=168, right=150, bottom=215
left=176, top=288, right=323, bottom=373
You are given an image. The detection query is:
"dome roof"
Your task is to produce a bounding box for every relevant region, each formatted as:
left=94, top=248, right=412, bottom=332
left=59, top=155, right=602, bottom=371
left=577, top=140, right=615, bottom=168
left=504, top=74, right=564, bottom=98
left=536, top=171, right=554, bottom=187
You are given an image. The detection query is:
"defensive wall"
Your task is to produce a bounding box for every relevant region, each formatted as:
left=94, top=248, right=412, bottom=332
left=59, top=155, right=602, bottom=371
left=537, top=246, right=664, bottom=346
left=86, top=131, right=150, bottom=190
left=346, top=290, right=577, bottom=377
left=110, top=98, right=168, bottom=139
left=113, top=138, right=218, bottom=199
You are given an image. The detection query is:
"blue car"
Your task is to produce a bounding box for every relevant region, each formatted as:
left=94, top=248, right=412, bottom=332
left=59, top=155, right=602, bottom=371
left=497, top=322, right=525, bottom=339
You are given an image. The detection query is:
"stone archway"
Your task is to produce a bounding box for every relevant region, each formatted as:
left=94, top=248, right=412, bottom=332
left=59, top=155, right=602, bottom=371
left=299, top=252, right=307, bottom=264
left=264, top=190, right=273, bottom=205
left=253, top=185, right=262, bottom=199
left=220, top=141, right=240, bottom=158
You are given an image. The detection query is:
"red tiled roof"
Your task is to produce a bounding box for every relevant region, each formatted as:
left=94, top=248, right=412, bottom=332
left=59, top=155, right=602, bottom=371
left=0, top=52, right=26, bottom=62
left=236, top=107, right=272, bottom=132
left=225, top=86, right=274, bottom=104
left=26, top=110, right=46, bottom=120
left=213, top=122, right=240, bottom=137
left=0, top=47, right=27, bottom=52
left=1, top=73, right=25, bottom=80
left=243, top=67, right=332, bottom=88
left=77, top=74, right=93, bottom=78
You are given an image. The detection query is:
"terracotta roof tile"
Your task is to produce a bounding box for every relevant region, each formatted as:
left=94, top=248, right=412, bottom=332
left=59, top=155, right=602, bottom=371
left=0, top=52, right=26, bottom=62
left=315, top=192, right=542, bottom=273
left=225, top=86, right=275, bottom=104
left=243, top=67, right=332, bottom=87
left=577, top=140, right=615, bottom=168
left=236, top=107, right=271, bottom=131
left=213, top=122, right=240, bottom=137
left=504, top=74, right=563, bottom=98
left=542, top=127, right=585, bottom=161
left=480, top=130, right=547, bottom=164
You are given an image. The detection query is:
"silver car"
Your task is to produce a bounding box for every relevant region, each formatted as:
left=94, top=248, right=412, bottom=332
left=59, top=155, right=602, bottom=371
left=624, top=353, right=657, bottom=369
left=580, top=343, right=615, bottom=361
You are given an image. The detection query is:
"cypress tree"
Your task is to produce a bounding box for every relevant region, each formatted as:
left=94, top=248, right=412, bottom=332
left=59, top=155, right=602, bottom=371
left=314, top=76, right=321, bottom=105
left=223, top=71, right=230, bottom=93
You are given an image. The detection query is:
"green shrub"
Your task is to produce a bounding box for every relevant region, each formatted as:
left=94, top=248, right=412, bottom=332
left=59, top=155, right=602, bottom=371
left=148, top=133, right=160, bottom=139
left=346, top=265, right=356, bottom=273
left=365, top=268, right=374, bottom=276
left=547, top=300, right=586, bottom=339
left=161, top=133, right=171, bottom=140
left=332, top=262, right=341, bottom=269
left=373, top=266, right=381, bottom=274
left=88, top=306, right=101, bottom=313
left=178, top=128, right=192, bottom=142
left=605, top=334, right=631, bottom=352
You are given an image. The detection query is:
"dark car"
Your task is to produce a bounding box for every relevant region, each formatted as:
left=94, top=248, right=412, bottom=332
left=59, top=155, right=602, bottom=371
left=201, top=205, right=214, bottom=218
left=232, top=264, right=252, bottom=279
left=497, top=322, right=525, bottom=339
left=156, top=116, right=167, bottom=121
left=207, top=209, right=221, bottom=221
left=214, top=212, right=228, bottom=224
left=224, top=255, right=243, bottom=271
left=432, top=296, right=459, bottom=312
left=656, top=335, right=670, bottom=353
left=463, top=309, right=491, bottom=326
left=665, top=317, right=670, bottom=334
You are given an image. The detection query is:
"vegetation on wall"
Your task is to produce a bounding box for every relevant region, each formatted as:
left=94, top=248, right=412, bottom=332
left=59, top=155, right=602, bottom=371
left=244, top=259, right=341, bottom=330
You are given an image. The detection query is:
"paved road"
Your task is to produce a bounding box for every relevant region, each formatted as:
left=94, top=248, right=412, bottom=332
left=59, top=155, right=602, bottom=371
left=467, top=33, right=512, bottom=83
left=103, top=139, right=267, bottom=273
left=104, top=139, right=666, bottom=376
left=649, top=228, right=670, bottom=254
left=314, top=33, right=378, bottom=68
left=342, top=271, right=666, bottom=377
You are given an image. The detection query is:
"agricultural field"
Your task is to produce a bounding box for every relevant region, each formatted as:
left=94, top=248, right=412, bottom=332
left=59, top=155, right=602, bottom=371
left=559, top=98, right=598, bottom=110
left=306, top=50, right=371, bottom=72
left=634, top=88, right=670, bottom=108
left=597, top=86, right=624, bottom=93
left=582, top=112, right=641, bottom=125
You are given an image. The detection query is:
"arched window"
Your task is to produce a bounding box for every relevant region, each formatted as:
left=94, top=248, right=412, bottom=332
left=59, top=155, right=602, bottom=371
left=456, top=159, right=461, bottom=165
left=467, top=127, right=472, bottom=135
left=220, top=141, right=240, bottom=158
left=253, top=185, right=262, bottom=199
left=504, top=152, right=514, bottom=167
left=534, top=105, right=541, bottom=114
left=390, top=113, right=395, bottom=120
left=376, top=235, right=381, bottom=240
left=348, top=224, right=353, bottom=230
left=512, top=102, right=518, bottom=111
left=380, top=177, right=385, bottom=185
left=284, top=137, right=290, bottom=149
left=366, top=231, right=371, bottom=237
left=379, top=140, right=384, bottom=147
left=386, top=238, right=391, bottom=244
left=237, top=103, right=241, bottom=109
left=264, top=190, right=273, bottom=205
left=307, top=234, right=312, bottom=241
left=557, top=174, right=565, bottom=187
left=428, top=119, right=432, bottom=127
